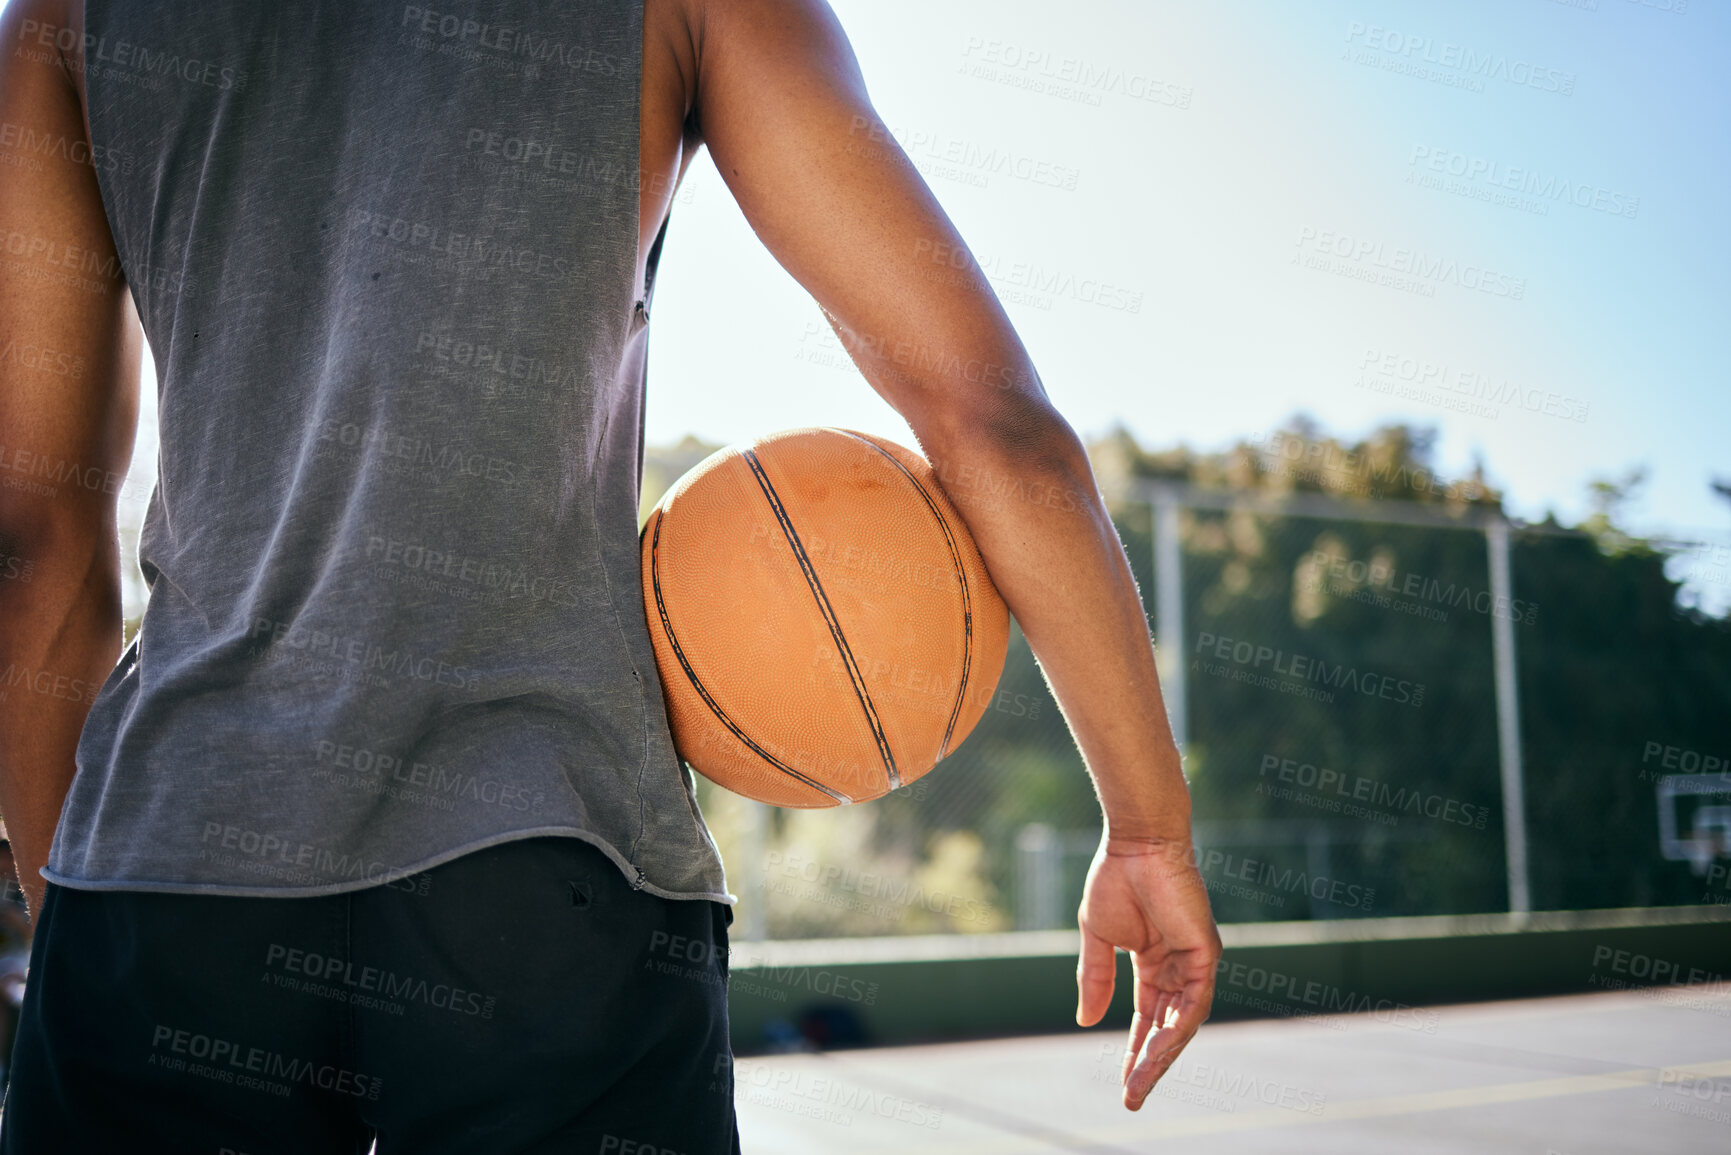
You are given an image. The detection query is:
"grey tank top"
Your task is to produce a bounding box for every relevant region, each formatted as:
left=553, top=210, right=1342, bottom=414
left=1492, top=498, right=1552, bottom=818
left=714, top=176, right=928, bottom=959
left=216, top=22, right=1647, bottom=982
left=44, top=0, right=733, bottom=903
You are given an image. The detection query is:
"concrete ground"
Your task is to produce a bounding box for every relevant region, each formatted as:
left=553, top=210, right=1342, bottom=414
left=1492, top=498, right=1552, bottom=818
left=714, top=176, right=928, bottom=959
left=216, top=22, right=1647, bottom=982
left=732, top=984, right=1731, bottom=1153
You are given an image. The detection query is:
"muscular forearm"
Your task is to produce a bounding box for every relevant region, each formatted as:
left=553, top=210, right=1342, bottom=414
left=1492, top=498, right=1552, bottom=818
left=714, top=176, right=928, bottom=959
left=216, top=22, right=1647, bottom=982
left=0, top=524, right=124, bottom=919
left=918, top=418, right=1192, bottom=840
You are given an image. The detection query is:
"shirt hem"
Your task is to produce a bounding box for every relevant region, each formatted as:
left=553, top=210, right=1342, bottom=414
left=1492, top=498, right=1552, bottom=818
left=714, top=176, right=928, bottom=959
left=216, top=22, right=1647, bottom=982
left=42, top=826, right=738, bottom=905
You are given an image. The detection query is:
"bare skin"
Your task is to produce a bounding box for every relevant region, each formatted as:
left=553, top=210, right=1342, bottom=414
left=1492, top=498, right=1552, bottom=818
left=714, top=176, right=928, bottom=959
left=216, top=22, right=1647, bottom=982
left=0, top=0, right=1220, bottom=1111
left=0, top=0, right=142, bottom=931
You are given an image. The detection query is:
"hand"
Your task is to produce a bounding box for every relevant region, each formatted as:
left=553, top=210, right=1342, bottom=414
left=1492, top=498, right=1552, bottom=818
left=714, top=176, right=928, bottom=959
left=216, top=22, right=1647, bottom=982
left=1075, top=834, right=1221, bottom=1111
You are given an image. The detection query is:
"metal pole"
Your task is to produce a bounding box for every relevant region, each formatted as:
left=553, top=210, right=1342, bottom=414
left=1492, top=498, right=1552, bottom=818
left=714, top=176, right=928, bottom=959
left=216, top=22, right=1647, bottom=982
left=1152, top=490, right=1187, bottom=757
left=1015, top=823, right=1061, bottom=930
left=1487, top=519, right=1531, bottom=915
left=741, top=799, right=769, bottom=941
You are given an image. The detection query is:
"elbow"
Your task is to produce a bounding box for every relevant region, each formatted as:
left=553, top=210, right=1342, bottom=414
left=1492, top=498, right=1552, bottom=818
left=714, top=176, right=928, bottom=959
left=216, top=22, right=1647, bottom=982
left=924, top=388, right=1089, bottom=478
left=987, top=393, right=1086, bottom=470
left=0, top=503, right=116, bottom=590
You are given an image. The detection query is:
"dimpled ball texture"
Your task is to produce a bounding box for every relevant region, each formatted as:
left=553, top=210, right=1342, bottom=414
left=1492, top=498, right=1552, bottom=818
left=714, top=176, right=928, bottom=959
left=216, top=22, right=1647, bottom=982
left=640, top=427, right=1010, bottom=806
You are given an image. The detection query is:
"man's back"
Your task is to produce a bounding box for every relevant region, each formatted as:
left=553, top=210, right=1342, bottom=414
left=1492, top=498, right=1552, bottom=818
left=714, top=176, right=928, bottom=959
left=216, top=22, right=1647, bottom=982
left=43, top=0, right=730, bottom=901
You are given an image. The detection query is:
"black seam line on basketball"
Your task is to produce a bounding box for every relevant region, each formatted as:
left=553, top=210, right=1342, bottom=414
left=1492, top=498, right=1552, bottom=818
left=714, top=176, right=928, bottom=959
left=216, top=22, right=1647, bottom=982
left=649, top=508, right=851, bottom=805
left=741, top=448, right=900, bottom=791
left=832, top=430, right=974, bottom=762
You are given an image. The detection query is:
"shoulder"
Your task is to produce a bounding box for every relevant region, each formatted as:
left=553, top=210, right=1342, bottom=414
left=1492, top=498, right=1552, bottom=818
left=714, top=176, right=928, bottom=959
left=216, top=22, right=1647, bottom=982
left=654, top=0, right=860, bottom=138
left=1, top=0, right=86, bottom=114
left=1, top=0, right=86, bottom=108
left=0, top=0, right=79, bottom=55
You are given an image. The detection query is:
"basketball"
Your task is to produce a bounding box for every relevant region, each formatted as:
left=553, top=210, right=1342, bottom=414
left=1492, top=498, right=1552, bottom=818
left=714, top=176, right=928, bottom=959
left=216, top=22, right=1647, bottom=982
left=640, top=427, right=1011, bottom=807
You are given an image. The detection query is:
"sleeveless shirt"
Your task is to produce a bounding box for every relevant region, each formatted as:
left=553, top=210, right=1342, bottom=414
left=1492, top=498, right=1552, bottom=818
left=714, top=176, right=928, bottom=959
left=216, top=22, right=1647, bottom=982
left=42, top=0, right=734, bottom=903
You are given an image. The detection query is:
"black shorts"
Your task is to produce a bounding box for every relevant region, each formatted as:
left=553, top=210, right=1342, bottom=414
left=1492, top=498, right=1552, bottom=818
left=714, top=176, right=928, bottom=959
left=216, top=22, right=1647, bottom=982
left=0, top=835, right=740, bottom=1154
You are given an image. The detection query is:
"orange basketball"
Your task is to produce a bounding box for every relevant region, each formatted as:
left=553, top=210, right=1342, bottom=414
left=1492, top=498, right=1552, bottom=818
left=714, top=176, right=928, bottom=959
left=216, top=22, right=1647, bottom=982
left=640, top=427, right=1011, bottom=807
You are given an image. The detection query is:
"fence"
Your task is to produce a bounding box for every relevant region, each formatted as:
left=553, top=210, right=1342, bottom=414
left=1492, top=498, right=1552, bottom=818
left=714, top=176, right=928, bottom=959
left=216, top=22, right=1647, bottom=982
left=702, top=478, right=1731, bottom=941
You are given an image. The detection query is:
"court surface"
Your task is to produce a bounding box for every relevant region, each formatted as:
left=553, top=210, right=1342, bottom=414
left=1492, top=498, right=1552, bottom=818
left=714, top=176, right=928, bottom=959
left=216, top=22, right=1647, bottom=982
left=732, top=985, right=1731, bottom=1153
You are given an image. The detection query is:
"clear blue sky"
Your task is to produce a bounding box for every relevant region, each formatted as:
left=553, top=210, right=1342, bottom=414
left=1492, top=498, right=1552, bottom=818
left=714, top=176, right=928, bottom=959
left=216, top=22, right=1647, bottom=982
left=644, top=0, right=1728, bottom=552
left=39, top=0, right=1723, bottom=606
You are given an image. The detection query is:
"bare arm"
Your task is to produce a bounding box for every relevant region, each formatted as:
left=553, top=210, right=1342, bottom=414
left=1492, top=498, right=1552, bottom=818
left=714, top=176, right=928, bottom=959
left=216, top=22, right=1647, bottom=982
left=684, top=0, right=1220, bottom=1107
left=686, top=0, right=1190, bottom=835
left=0, top=0, right=143, bottom=920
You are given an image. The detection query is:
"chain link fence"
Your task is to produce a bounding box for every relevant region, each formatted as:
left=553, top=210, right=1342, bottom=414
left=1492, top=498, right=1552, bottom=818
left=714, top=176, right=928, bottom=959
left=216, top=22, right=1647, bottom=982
left=688, top=462, right=1731, bottom=940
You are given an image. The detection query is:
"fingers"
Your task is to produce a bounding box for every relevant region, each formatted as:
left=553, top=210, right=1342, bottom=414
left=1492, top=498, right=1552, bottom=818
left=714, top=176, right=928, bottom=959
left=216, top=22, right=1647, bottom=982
left=1122, top=964, right=1213, bottom=1110
left=1075, top=924, right=1118, bottom=1027
left=1119, top=962, right=1171, bottom=1085
left=1124, top=1019, right=1197, bottom=1110
left=1119, top=1006, right=1155, bottom=1087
